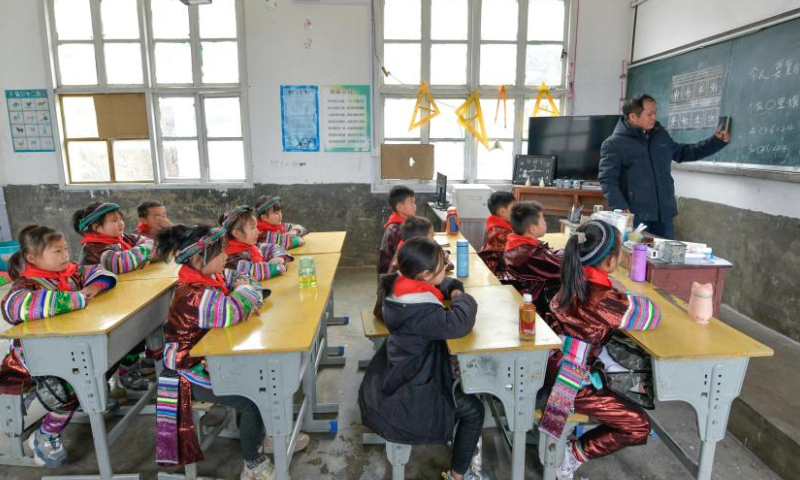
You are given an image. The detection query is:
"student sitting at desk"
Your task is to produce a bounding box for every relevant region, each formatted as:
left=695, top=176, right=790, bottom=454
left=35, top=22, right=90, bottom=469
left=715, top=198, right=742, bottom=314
left=253, top=195, right=308, bottom=249
left=219, top=205, right=292, bottom=281
left=503, top=201, right=562, bottom=314
left=478, top=191, right=515, bottom=281
left=360, top=237, right=488, bottom=480
left=154, top=224, right=277, bottom=480
left=541, top=221, right=661, bottom=480
left=378, top=185, right=416, bottom=275
left=134, top=200, right=173, bottom=239
left=1, top=225, right=117, bottom=467
left=73, top=202, right=155, bottom=390
left=372, top=216, right=453, bottom=318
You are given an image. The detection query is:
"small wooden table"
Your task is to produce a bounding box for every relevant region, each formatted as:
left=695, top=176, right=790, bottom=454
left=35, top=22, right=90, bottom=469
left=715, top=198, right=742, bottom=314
left=0, top=278, right=175, bottom=479
left=434, top=231, right=478, bottom=255
left=289, top=231, right=346, bottom=256
left=117, top=260, right=180, bottom=282
left=512, top=186, right=607, bottom=216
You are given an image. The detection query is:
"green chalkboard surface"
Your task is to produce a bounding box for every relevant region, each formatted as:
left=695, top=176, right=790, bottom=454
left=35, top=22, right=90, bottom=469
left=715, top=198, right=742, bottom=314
left=627, top=17, right=800, bottom=169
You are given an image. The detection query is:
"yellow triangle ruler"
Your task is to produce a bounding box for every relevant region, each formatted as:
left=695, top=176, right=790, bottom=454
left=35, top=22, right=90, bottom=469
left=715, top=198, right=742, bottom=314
left=494, top=85, right=508, bottom=128
left=409, top=82, right=440, bottom=131
left=456, top=91, right=489, bottom=149
left=533, top=81, right=559, bottom=117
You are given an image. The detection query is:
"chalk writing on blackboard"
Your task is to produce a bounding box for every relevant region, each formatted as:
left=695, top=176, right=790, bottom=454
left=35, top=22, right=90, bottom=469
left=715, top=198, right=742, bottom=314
left=668, top=65, right=725, bottom=131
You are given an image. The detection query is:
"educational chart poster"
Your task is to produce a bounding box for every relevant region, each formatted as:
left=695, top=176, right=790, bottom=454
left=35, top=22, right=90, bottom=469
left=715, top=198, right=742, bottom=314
left=280, top=85, right=320, bottom=152
left=6, top=89, right=56, bottom=152
left=320, top=85, right=371, bottom=152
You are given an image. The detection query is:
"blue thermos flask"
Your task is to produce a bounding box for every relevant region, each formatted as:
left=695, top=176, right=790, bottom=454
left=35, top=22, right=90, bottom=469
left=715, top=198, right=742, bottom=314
left=456, top=239, right=469, bottom=277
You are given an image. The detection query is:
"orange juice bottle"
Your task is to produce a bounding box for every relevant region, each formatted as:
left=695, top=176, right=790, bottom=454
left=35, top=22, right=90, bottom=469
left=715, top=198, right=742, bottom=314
left=519, top=293, right=536, bottom=336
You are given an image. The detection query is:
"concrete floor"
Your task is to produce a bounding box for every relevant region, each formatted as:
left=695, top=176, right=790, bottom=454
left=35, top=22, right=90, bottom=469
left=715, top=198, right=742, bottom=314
left=0, top=267, right=787, bottom=480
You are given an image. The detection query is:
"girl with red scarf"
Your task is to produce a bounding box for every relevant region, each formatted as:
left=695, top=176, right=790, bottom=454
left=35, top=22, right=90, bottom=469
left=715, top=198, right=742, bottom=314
left=218, top=206, right=293, bottom=282
left=1, top=225, right=116, bottom=467
left=72, top=202, right=154, bottom=274
left=253, top=195, right=307, bottom=249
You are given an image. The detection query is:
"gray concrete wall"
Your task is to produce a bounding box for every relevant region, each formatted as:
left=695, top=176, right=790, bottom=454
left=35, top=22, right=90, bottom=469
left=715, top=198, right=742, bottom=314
left=1, top=184, right=432, bottom=268
left=675, top=197, right=800, bottom=342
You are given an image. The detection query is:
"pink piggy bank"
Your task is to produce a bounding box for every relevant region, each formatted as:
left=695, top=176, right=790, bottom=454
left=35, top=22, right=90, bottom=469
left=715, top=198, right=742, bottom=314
left=688, top=282, right=714, bottom=325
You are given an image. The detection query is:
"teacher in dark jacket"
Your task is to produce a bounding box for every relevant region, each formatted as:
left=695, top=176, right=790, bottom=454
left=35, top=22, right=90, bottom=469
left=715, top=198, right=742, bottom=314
left=598, top=94, right=730, bottom=239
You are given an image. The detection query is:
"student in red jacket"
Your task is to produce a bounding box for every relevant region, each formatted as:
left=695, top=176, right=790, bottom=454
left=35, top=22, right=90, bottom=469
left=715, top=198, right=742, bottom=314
left=378, top=185, right=416, bottom=275
left=478, top=191, right=515, bottom=281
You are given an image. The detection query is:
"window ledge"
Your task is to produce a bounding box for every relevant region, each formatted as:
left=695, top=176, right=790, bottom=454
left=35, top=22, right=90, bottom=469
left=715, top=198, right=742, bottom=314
left=60, top=181, right=253, bottom=191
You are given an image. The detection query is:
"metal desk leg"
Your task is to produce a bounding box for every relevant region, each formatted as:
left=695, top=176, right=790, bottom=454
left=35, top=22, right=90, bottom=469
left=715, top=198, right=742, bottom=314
left=326, top=290, right=350, bottom=327
left=319, top=293, right=345, bottom=367
left=302, top=333, right=339, bottom=430
left=458, top=350, right=548, bottom=480
left=0, top=393, right=42, bottom=467
left=358, top=337, right=385, bottom=370
left=651, top=357, right=749, bottom=480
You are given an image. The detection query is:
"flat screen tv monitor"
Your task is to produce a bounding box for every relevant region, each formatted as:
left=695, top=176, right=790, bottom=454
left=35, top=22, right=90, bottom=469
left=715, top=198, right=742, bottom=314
left=435, top=172, right=447, bottom=208
left=527, top=115, right=619, bottom=180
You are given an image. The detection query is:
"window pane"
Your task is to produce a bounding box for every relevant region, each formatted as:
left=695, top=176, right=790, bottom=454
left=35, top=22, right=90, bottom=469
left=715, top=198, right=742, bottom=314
left=208, top=141, right=245, bottom=180
left=104, top=43, right=143, bottom=84
left=480, top=44, right=516, bottom=86
left=58, top=44, right=98, bottom=85
left=384, top=98, right=419, bottom=139
left=159, top=97, right=197, bottom=137
left=151, top=0, right=189, bottom=39
left=199, top=0, right=237, bottom=38
left=477, top=141, right=514, bottom=180
left=430, top=141, right=465, bottom=180
left=429, top=107, right=464, bottom=140
left=431, top=44, right=467, bottom=85
left=480, top=98, right=516, bottom=139
left=525, top=44, right=563, bottom=86
left=54, top=0, right=93, bottom=40
left=528, top=0, right=565, bottom=41
left=481, top=0, right=518, bottom=41
left=101, top=0, right=139, bottom=39
left=68, top=142, right=110, bottom=182
left=432, top=0, right=467, bottom=40
left=155, top=43, right=193, bottom=84
left=62, top=97, right=99, bottom=138
left=163, top=140, right=200, bottom=179
left=205, top=97, right=242, bottom=137
left=523, top=97, right=562, bottom=139
left=113, top=140, right=153, bottom=181
left=383, top=43, right=420, bottom=85
left=384, top=0, right=420, bottom=40
left=201, top=42, right=239, bottom=84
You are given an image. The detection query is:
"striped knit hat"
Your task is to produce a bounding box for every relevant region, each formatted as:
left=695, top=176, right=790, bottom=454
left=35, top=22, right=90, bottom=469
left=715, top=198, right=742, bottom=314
left=175, top=227, right=227, bottom=264
left=219, top=205, right=254, bottom=231
left=255, top=196, right=281, bottom=216
left=77, top=203, right=120, bottom=232
left=573, top=220, right=618, bottom=267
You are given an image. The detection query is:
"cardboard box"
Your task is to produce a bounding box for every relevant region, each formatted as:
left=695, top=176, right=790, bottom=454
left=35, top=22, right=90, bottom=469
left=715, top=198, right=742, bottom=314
left=381, top=144, right=434, bottom=180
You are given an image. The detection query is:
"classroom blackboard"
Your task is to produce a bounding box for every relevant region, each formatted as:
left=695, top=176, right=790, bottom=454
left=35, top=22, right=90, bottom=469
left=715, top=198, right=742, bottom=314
left=627, top=16, right=800, bottom=170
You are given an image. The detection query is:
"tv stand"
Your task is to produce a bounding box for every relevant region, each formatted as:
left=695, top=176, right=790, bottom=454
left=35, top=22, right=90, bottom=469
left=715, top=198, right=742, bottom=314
left=512, top=186, right=608, bottom=217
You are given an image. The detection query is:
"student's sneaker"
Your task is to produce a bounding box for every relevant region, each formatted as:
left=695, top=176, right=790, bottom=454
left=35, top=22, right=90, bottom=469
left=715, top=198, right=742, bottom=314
left=241, top=457, right=276, bottom=480
left=441, top=470, right=491, bottom=480
left=262, top=432, right=310, bottom=454
left=556, top=441, right=584, bottom=480
left=120, top=369, right=150, bottom=391
left=28, top=428, right=67, bottom=467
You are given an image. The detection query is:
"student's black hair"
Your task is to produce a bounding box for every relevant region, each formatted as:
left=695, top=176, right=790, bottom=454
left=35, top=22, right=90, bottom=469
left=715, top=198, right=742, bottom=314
left=7, top=225, right=67, bottom=280
left=155, top=224, right=225, bottom=265
left=487, top=191, right=516, bottom=215
left=218, top=207, right=257, bottom=239
left=72, top=202, right=123, bottom=234
left=509, top=201, right=544, bottom=235
left=137, top=200, right=165, bottom=219
left=622, top=94, right=656, bottom=119
left=388, top=185, right=415, bottom=212
left=399, top=216, right=433, bottom=241
left=553, top=221, right=622, bottom=311
left=396, top=237, right=445, bottom=280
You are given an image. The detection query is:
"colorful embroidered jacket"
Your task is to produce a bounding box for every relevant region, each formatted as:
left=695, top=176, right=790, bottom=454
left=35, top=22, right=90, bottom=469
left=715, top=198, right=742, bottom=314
left=156, top=268, right=262, bottom=466
left=0, top=265, right=117, bottom=394
left=256, top=222, right=307, bottom=249
left=478, top=224, right=512, bottom=280
left=80, top=233, right=154, bottom=274
left=503, top=239, right=563, bottom=313
left=224, top=242, right=292, bottom=281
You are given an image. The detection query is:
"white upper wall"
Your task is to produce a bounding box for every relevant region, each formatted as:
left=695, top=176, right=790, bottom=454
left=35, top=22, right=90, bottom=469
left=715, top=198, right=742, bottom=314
left=632, top=0, right=800, bottom=62
left=0, top=0, right=630, bottom=186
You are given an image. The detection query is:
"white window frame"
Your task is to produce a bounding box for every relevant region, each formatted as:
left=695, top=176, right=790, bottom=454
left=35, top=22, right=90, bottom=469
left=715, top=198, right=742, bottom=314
left=40, top=0, right=252, bottom=189
left=372, top=0, right=572, bottom=191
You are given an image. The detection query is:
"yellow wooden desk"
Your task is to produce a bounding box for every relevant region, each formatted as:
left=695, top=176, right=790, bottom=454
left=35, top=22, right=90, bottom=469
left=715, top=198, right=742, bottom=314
left=191, top=257, right=342, bottom=480
left=446, top=253, right=502, bottom=287
left=435, top=232, right=477, bottom=255
left=541, top=232, right=773, bottom=480
left=290, top=231, right=346, bottom=256
left=0, top=277, right=173, bottom=478
left=117, top=260, right=180, bottom=282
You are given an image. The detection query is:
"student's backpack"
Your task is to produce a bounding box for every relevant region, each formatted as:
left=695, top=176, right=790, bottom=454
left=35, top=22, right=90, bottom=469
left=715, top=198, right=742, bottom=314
left=35, top=376, right=79, bottom=412
left=600, top=334, right=655, bottom=410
